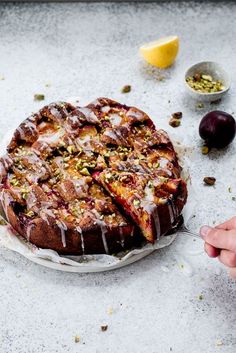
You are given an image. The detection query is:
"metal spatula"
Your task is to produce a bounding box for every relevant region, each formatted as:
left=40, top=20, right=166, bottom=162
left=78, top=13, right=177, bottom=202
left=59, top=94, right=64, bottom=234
left=170, top=215, right=201, bottom=239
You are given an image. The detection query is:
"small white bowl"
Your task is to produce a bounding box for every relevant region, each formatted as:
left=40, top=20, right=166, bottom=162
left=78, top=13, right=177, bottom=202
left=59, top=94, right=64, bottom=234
left=184, top=61, right=231, bottom=102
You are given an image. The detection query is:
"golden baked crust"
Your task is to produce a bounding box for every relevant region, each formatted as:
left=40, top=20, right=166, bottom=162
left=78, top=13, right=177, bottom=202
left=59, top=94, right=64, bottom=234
left=0, top=98, right=187, bottom=254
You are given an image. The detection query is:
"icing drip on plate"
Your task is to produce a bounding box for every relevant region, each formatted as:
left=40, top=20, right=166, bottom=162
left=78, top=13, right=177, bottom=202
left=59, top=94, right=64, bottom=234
left=56, top=220, right=67, bottom=247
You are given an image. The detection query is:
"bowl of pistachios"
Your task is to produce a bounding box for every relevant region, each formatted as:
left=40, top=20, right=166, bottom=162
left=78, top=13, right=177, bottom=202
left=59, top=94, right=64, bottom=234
left=184, top=61, right=231, bottom=102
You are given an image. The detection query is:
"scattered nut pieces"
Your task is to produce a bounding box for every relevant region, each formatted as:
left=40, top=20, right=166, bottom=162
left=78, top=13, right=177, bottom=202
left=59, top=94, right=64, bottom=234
left=74, top=335, right=80, bottom=343
left=0, top=76, right=5, bottom=81
left=121, top=85, right=131, bottom=93
left=101, top=325, right=108, bottom=332
left=186, top=74, right=225, bottom=93
left=133, top=199, right=140, bottom=207
left=228, top=186, right=232, bottom=193
left=107, top=307, right=113, bottom=315
left=34, top=94, right=45, bottom=101
left=203, top=177, right=216, bottom=186
left=201, top=146, right=209, bottom=155
left=45, top=83, right=51, bottom=87
left=172, top=112, right=182, bottom=120
left=232, top=196, right=236, bottom=201
left=215, top=339, right=223, bottom=347
left=169, top=118, right=181, bottom=128
left=0, top=218, right=7, bottom=225
left=198, top=294, right=204, bottom=301
left=196, top=102, right=204, bottom=109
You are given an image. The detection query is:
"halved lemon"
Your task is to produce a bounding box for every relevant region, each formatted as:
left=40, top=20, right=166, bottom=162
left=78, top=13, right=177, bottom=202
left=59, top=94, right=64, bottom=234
left=139, top=35, right=179, bottom=69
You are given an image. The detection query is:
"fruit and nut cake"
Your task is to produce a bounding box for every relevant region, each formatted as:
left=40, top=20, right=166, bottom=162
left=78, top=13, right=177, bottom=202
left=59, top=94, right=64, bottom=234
left=0, top=98, right=187, bottom=254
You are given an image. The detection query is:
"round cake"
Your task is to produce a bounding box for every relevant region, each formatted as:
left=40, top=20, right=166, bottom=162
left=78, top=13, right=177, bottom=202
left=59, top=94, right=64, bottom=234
left=0, top=98, right=187, bottom=254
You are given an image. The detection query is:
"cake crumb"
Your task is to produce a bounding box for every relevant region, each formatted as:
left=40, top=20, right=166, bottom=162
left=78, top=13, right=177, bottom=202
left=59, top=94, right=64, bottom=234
left=34, top=94, right=45, bottom=101
left=216, top=339, right=223, bottom=346
left=203, top=177, right=216, bottom=186
left=196, top=102, right=204, bottom=109
left=121, top=85, right=131, bottom=93
left=172, top=112, right=182, bottom=120
left=107, top=307, right=113, bottom=315
left=74, top=335, right=80, bottom=343
left=169, top=118, right=181, bottom=128
left=101, top=325, right=108, bottom=332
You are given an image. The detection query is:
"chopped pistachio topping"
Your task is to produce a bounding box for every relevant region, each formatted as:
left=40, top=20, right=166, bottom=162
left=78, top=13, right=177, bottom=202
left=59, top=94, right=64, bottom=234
left=67, top=145, right=74, bottom=154
left=63, top=156, right=70, bottom=162
left=121, top=85, right=131, bottom=93
left=34, top=94, right=45, bottom=101
left=25, top=210, right=34, bottom=217
left=201, top=146, right=209, bottom=155
left=133, top=199, right=140, bottom=207
left=196, top=102, right=204, bottom=109
left=169, top=118, right=181, bottom=128
left=105, top=173, right=113, bottom=182
left=0, top=218, right=7, bottom=225
left=10, top=177, right=19, bottom=187
left=186, top=74, right=225, bottom=93
left=80, top=167, right=90, bottom=176
left=203, top=177, right=216, bottom=186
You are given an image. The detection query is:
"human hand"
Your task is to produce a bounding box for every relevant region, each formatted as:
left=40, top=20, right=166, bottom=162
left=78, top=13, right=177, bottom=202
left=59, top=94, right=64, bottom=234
left=200, top=217, right=236, bottom=279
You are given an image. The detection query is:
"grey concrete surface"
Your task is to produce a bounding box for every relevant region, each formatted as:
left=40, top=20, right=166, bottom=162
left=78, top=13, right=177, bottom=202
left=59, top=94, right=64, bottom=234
left=0, top=2, right=236, bottom=353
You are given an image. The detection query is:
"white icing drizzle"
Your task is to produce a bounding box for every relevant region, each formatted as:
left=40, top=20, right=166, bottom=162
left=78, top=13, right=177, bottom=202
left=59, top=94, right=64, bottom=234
left=141, top=184, right=161, bottom=239
left=50, top=107, right=63, bottom=120
left=16, top=121, right=36, bottom=140
left=101, top=106, right=110, bottom=113
left=119, top=227, right=125, bottom=248
left=126, top=109, right=143, bottom=120
left=75, top=135, right=94, bottom=153
left=79, top=107, right=99, bottom=123
left=0, top=190, right=11, bottom=222
left=73, top=179, right=89, bottom=198
left=0, top=163, right=5, bottom=177
left=26, top=223, right=35, bottom=241
left=76, top=225, right=85, bottom=254
left=168, top=203, right=175, bottom=224
left=38, top=128, right=65, bottom=144
left=56, top=220, right=67, bottom=247
left=104, top=128, right=127, bottom=145
left=26, top=191, right=37, bottom=210
left=91, top=209, right=109, bottom=254
left=110, top=113, right=122, bottom=126
left=40, top=208, right=56, bottom=225
left=70, top=115, right=81, bottom=125
left=159, top=157, right=169, bottom=168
